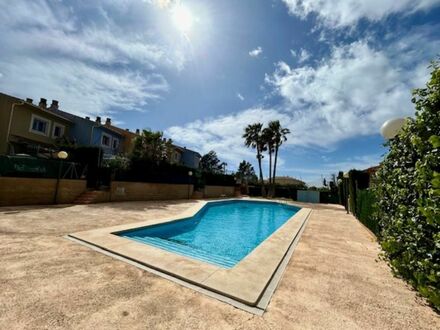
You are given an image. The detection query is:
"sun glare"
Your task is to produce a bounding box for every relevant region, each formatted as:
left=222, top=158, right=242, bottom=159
left=172, top=4, right=194, bottom=34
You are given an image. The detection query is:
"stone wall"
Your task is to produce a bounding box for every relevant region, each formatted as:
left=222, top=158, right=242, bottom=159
left=203, top=185, right=235, bottom=198
left=0, top=177, right=237, bottom=206
left=0, top=177, right=86, bottom=206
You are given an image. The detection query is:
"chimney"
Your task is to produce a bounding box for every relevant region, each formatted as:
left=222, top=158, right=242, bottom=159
left=135, top=129, right=140, bottom=135
left=38, top=98, right=47, bottom=109
left=26, top=98, right=33, bottom=104
left=105, top=117, right=111, bottom=126
left=95, top=116, right=101, bottom=124
left=49, top=100, right=59, bottom=111
left=85, top=116, right=90, bottom=120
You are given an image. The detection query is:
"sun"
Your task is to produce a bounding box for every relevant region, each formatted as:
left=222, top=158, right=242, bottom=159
left=171, top=4, right=194, bottom=34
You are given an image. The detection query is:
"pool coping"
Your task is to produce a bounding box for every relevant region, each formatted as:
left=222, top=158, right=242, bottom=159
left=67, top=198, right=311, bottom=309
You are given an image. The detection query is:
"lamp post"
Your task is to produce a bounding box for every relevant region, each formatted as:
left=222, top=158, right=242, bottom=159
left=54, top=151, right=68, bottom=204
left=380, top=118, right=406, bottom=140
left=187, top=170, right=193, bottom=199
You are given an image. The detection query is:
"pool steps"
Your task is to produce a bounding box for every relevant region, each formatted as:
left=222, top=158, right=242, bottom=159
left=129, top=235, right=236, bottom=268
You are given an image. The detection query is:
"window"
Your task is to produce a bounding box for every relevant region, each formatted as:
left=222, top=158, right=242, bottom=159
left=112, top=138, right=119, bottom=150
left=29, top=115, right=50, bottom=136
left=101, top=133, right=111, bottom=147
left=52, top=123, right=65, bottom=138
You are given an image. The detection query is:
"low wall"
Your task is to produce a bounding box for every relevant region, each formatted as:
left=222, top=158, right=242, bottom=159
left=0, top=177, right=86, bottom=206
left=110, top=181, right=193, bottom=201
left=0, top=178, right=237, bottom=206
left=203, top=185, right=235, bottom=198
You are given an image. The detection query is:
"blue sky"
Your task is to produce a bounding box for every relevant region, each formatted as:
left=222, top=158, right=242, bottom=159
left=1, top=0, right=439, bottom=185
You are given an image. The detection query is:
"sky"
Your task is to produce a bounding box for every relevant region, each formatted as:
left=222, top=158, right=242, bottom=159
left=0, top=0, right=439, bottom=185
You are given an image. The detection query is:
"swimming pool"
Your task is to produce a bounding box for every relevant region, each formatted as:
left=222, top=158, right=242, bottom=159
left=70, top=199, right=311, bottom=308
left=117, top=200, right=300, bottom=268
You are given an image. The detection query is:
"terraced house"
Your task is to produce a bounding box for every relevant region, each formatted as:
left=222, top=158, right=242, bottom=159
left=53, top=112, right=126, bottom=158
left=0, top=92, right=140, bottom=158
left=171, top=145, right=201, bottom=169
left=0, top=92, right=72, bottom=155
left=0, top=92, right=200, bottom=166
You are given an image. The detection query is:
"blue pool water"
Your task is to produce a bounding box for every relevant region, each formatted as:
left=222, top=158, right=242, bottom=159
left=117, top=200, right=300, bottom=268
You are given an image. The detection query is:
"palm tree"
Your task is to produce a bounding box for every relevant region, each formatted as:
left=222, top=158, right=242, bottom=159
left=268, top=120, right=290, bottom=196
left=243, top=123, right=266, bottom=195
left=262, top=127, right=274, bottom=195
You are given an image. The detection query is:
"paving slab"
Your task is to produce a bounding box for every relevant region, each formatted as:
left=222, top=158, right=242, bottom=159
left=0, top=200, right=439, bottom=329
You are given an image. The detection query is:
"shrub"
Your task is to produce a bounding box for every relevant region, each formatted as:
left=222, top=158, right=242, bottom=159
left=102, top=155, right=130, bottom=171
left=203, top=172, right=235, bottom=186
left=115, top=159, right=195, bottom=184
left=374, top=61, right=440, bottom=309
left=320, top=188, right=340, bottom=204
left=356, top=189, right=378, bottom=235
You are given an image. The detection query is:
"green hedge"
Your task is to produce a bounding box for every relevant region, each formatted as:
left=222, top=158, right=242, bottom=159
left=374, top=61, right=440, bottom=310
left=116, top=159, right=196, bottom=184
left=348, top=170, right=370, bottom=215
left=356, top=189, right=378, bottom=235
left=203, top=172, right=236, bottom=186
left=320, top=191, right=339, bottom=204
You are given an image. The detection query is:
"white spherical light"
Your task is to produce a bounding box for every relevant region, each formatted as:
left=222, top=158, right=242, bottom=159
left=57, top=151, right=68, bottom=160
left=380, top=118, right=406, bottom=139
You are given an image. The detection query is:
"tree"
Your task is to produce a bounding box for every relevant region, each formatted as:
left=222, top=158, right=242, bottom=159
left=103, top=155, right=130, bottom=171
left=329, top=173, right=338, bottom=193
left=243, top=123, right=266, bottom=195
left=262, top=126, right=274, bottom=192
left=132, top=129, right=173, bottom=163
left=268, top=120, right=290, bottom=196
left=236, top=160, right=257, bottom=183
left=200, top=150, right=226, bottom=173
left=329, top=177, right=336, bottom=191
left=374, top=60, right=440, bottom=309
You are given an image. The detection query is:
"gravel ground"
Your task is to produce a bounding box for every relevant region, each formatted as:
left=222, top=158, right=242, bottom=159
left=0, top=200, right=438, bottom=329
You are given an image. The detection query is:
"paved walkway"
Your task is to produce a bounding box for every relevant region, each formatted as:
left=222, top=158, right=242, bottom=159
left=0, top=201, right=438, bottom=329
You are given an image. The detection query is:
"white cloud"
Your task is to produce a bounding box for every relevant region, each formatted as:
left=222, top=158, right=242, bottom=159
left=291, top=48, right=310, bottom=63
left=166, top=28, right=438, bottom=178
left=0, top=58, right=169, bottom=118
left=166, top=108, right=290, bottom=167
left=249, top=46, right=263, bottom=58
left=237, top=93, right=245, bottom=101
left=0, top=0, right=184, bottom=117
left=282, top=0, right=440, bottom=28
left=265, top=36, right=437, bottom=146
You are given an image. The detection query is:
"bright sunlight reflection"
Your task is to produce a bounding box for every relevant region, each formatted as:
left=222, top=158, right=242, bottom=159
left=172, top=4, right=194, bottom=34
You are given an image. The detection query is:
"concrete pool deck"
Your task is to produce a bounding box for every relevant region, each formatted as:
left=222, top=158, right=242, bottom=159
left=1, top=200, right=439, bottom=329
left=67, top=199, right=311, bottom=310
